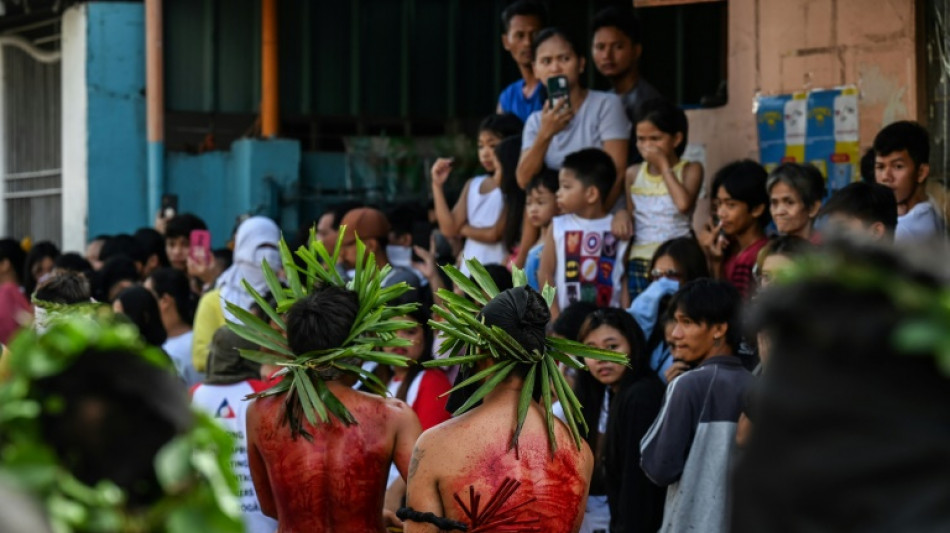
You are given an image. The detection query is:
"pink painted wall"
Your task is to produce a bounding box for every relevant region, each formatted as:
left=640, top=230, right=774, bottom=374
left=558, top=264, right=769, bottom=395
left=682, top=0, right=918, bottom=229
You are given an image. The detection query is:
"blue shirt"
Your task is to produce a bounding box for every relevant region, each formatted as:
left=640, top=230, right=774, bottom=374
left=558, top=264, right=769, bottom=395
left=498, top=79, right=545, bottom=123
left=525, top=242, right=543, bottom=290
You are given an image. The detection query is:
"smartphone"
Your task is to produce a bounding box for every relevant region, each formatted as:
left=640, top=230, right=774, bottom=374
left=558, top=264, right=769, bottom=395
left=547, top=75, right=570, bottom=110
left=189, top=229, right=212, bottom=265
left=161, top=194, right=178, bottom=219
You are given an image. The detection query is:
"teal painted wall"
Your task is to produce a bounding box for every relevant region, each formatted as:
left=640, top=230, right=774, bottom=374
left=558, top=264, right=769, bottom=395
left=86, top=2, right=148, bottom=239
left=166, top=139, right=301, bottom=247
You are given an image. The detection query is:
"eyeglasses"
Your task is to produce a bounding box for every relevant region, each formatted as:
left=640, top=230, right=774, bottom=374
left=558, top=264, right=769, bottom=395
left=650, top=269, right=682, bottom=281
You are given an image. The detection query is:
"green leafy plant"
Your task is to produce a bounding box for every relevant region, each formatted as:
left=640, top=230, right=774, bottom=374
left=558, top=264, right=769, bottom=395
left=225, top=226, right=418, bottom=437
left=423, top=259, right=629, bottom=453
left=0, top=316, right=242, bottom=533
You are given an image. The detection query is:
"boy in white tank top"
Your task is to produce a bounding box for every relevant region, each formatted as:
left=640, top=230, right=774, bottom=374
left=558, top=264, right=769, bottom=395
left=539, top=148, right=630, bottom=318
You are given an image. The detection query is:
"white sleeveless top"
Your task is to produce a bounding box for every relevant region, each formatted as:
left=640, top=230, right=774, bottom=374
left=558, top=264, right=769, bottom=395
left=459, top=175, right=507, bottom=274
left=192, top=382, right=278, bottom=533
left=552, top=214, right=629, bottom=310
left=630, top=161, right=693, bottom=260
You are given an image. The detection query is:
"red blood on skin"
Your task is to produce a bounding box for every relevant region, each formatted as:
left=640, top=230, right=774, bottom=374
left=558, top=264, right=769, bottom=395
left=248, top=394, right=397, bottom=533
left=443, top=437, right=587, bottom=533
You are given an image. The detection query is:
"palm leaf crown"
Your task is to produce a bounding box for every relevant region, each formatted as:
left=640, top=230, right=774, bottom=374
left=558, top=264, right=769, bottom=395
left=423, top=258, right=629, bottom=454
left=225, top=226, right=418, bottom=438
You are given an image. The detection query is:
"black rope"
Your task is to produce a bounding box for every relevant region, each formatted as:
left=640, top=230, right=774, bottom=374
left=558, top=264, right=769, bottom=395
left=396, top=507, right=468, bottom=531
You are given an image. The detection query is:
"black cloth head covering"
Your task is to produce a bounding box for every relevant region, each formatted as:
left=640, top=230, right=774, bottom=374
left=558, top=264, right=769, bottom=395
left=446, top=286, right=550, bottom=413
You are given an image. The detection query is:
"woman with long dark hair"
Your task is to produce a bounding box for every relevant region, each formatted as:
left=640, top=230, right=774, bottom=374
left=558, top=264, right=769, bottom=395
left=572, top=308, right=665, bottom=533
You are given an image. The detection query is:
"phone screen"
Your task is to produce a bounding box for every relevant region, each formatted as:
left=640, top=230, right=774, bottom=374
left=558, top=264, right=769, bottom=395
left=547, top=75, right=570, bottom=110
left=189, top=229, right=212, bottom=265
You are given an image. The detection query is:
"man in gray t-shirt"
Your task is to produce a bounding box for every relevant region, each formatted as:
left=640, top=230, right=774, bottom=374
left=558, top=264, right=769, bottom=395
left=591, top=6, right=663, bottom=165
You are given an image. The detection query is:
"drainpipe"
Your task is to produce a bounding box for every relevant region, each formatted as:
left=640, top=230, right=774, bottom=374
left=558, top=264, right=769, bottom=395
left=261, top=0, right=279, bottom=138
left=145, top=0, right=164, bottom=221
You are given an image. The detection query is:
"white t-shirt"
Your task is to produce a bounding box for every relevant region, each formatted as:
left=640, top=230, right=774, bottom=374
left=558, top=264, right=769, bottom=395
left=522, top=90, right=631, bottom=170
left=191, top=381, right=277, bottom=533
left=896, top=200, right=943, bottom=241
left=551, top=214, right=629, bottom=310
left=163, top=331, right=203, bottom=387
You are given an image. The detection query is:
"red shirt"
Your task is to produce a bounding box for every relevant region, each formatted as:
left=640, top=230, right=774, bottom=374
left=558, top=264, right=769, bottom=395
left=723, top=237, right=769, bottom=299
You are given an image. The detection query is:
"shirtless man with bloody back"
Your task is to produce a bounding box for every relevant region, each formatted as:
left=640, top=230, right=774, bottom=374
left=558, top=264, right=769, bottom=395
left=245, top=286, right=422, bottom=532
left=406, top=375, right=594, bottom=532
left=403, top=285, right=601, bottom=533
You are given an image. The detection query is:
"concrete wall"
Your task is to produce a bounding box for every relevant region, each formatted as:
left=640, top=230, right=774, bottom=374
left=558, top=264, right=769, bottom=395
left=684, top=0, right=918, bottom=227
left=167, top=139, right=301, bottom=247
left=85, top=2, right=148, bottom=240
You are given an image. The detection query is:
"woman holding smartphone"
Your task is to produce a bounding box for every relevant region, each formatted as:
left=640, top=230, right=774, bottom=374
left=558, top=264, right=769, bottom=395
left=516, top=28, right=629, bottom=200
left=513, top=28, right=631, bottom=268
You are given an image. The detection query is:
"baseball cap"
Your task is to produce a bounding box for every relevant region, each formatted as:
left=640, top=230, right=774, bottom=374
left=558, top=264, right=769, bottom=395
left=339, top=207, right=391, bottom=245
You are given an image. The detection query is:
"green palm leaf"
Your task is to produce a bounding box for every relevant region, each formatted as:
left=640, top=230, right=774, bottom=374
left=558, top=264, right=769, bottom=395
left=450, top=360, right=517, bottom=416
left=279, top=239, right=305, bottom=299
left=465, top=259, right=500, bottom=299
left=511, top=364, right=537, bottom=452
left=241, top=278, right=285, bottom=330
left=441, top=265, right=489, bottom=306
left=226, top=226, right=418, bottom=435
left=539, top=360, right=557, bottom=453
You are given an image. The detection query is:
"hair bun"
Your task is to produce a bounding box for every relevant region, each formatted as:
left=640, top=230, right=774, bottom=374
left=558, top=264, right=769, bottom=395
left=479, top=286, right=550, bottom=355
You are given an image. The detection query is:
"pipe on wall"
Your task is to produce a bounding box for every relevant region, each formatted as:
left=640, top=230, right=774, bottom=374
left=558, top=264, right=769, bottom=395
left=261, top=0, right=279, bottom=138
left=145, top=0, right=164, bottom=220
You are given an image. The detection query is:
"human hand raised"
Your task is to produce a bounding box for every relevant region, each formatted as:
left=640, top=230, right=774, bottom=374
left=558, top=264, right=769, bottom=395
left=430, top=158, right=454, bottom=188
left=537, top=97, right=574, bottom=140
left=665, top=360, right=691, bottom=383
left=640, top=144, right=672, bottom=174
left=698, top=220, right=728, bottom=261
left=412, top=236, right=438, bottom=282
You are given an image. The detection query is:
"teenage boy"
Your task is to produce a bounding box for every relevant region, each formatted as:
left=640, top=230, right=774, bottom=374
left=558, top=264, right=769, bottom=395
left=818, top=182, right=897, bottom=242
left=163, top=213, right=208, bottom=271
left=591, top=5, right=662, bottom=165
left=700, top=160, right=770, bottom=299
left=539, top=148, right=630, bottom=317
left=873, top=120, right=943, bottom=240
left=641, top=279, right=752, bottom=533
left=497, top=0, right=547, bottom=122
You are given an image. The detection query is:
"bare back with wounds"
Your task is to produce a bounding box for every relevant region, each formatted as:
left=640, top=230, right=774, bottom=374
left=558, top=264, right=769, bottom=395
left=406, top=386, right=594, bottom=533
left=246, top=381, right=421, bottom=533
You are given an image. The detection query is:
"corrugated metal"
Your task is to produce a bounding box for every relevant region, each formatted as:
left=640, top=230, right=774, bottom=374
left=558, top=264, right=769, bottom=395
left=2, top=44, right=61, bottom=244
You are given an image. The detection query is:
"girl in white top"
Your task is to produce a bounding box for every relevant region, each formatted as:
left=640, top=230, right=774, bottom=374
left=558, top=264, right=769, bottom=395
left=431, top=114, right=523, bottom=275
left=619, top=99, right=703, bottom=297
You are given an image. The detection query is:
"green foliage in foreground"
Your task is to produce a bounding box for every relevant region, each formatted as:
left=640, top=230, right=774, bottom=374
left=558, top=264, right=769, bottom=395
left=0, top=317, right=242, bottom=533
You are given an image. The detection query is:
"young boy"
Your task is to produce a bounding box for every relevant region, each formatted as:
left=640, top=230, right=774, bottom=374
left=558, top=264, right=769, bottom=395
left=496, top=0, right=547, bottom=122
left=640, top=279, right=752, bottom=533
left=539, top=148, right=629, bottom=316
left=524, top=169, right=559, bottom=290
left=700, top=160, right=770, bottom=299
left=872, top=120, right=943, bottom=241
left=163, top=213, right=207, bottom=272
left=818, top=182, right=897, bottom=242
